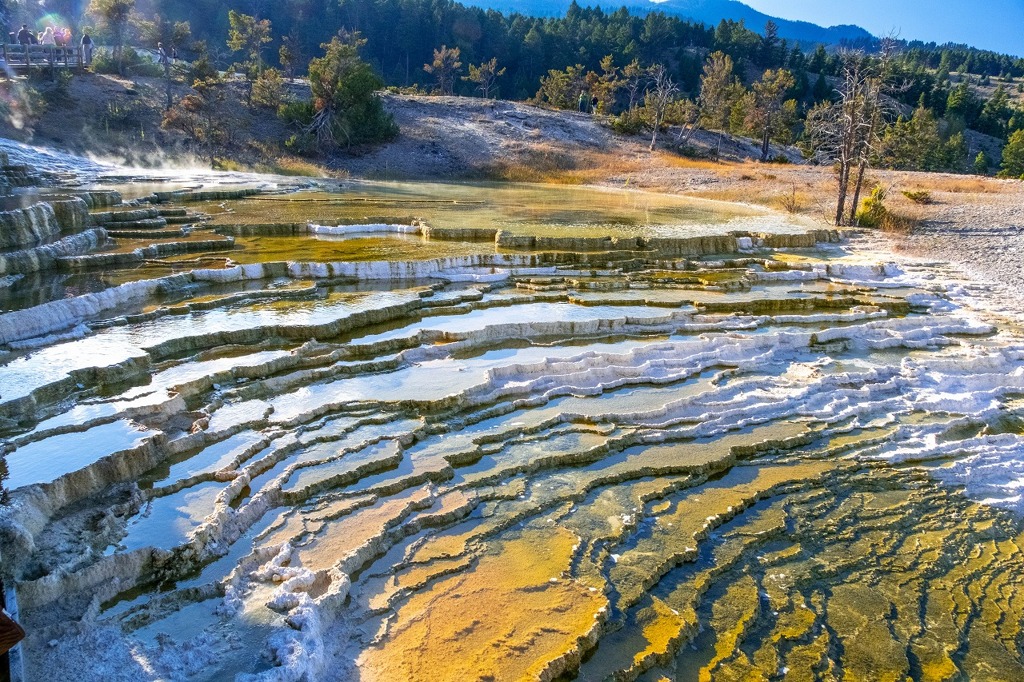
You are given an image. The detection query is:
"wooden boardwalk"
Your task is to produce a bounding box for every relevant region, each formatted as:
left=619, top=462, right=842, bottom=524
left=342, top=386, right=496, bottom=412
left=0, top=44, right=86, bottom=73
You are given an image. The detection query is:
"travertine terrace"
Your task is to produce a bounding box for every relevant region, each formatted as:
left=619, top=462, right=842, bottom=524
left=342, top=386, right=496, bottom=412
left=2, top=146, right=1024, bottom=681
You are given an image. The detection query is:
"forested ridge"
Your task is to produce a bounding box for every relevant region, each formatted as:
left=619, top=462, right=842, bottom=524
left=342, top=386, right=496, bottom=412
left=145, top=0, right=1024, bottom=99
left=143, top=0, right=1023, bottom=172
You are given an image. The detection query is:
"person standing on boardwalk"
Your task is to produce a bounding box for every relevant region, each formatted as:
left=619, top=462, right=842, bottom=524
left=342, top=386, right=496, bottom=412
left=81, top=31, right=93, bottom=65
left=39, top=26, right=55, bottom=46
left=16, top=25, right=31, bottom=46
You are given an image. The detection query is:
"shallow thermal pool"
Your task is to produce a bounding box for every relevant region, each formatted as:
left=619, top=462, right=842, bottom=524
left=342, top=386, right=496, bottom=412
left=2, top=175, right=1024, bottom=682
left=198, top=179, right=813, bottom=238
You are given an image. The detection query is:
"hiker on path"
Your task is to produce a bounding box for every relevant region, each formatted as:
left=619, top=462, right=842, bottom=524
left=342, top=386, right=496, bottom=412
left=578, top=91, right=587, bottom=112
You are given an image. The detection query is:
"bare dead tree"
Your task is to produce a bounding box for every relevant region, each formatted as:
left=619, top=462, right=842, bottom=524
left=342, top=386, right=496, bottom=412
left=804, top=62, right=866, bottom=223
left=806, top=37, right=904, bottom=226
left=672, top=98, right=701, bottom=146
left=646, top=64, right=679, bottom=151
left=847, top=36, right=902, bottom=224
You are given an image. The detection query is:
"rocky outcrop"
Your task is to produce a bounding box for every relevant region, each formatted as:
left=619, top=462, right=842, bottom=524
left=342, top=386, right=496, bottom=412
left=0, top=228, right=107, bottom=275
left=48, top=198, right=90, bottom=232
left=0, top=203, right=59, bottom=249
left=0, top=198, right=89, bottom=250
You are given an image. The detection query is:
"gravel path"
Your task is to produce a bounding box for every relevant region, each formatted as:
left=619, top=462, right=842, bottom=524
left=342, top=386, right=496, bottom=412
left=893, top=190, right=1024, bottom=290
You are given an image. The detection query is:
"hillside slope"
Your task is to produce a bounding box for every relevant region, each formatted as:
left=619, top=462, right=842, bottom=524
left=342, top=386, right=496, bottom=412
left=338, top=94, right=802, bottom=179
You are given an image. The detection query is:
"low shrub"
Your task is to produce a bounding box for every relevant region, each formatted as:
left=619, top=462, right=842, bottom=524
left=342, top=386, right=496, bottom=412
left=901, top=189, right=932, bottom=204
left=92, top=47, right=162, bottom=77
left=775, top=185, right=802, bottom=214
left=672, top=144, right=715, bottom=160
left=284, top=132, right=317, bottom=156
left=252, top=68, right=285, bottom=109
left=855, top=186, right=888, bottom=227
left=611, top=108, right=646, bottom=135
left=278, top=99, right=313, bottom=126
left=857, top=186, right=919, bottom=234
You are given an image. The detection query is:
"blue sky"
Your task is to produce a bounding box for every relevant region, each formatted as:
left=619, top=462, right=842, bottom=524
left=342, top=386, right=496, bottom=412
left=742, top=0, right=1024, bottom=56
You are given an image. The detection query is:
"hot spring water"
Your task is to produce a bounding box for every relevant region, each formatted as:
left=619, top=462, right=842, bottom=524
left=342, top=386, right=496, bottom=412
left=2, top=170, right=1024, bottom=681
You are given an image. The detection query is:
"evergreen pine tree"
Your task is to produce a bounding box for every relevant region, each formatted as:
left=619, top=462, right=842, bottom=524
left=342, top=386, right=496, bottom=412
left=974, top=151, right=989, bottom=174
left=1000, top=129, right=1024, bottom=179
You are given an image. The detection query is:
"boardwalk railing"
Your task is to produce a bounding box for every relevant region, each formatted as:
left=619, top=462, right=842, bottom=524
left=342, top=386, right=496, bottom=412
left=0, top=44, right=86, bottom=71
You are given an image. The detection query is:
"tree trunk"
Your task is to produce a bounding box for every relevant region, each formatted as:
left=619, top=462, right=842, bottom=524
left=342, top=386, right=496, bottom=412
left=834, top=161, right=850, bottom=226
left=848, top=159, right=868, bottom=224
left=650, top=122, right=659, bottom=151
left=760, top=127, right=771, bottom=161
left=677, top=122, right=700, bottom=145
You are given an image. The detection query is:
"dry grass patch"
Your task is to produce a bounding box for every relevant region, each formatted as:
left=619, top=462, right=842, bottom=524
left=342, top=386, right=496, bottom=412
left=483, top=146, right=649, bottom=184
left=261, top=157, right=334, bottom=177
left=215, top=156, right=339, bottom=178
left=878, top=211, right=921, bottom=234
left=906, top=175, right=1012, bottom=194
left=690, top=178, right=827, bottom=216
left=686, top=187, right=764, bottom=204
left=770, top=186, right=813, bottom=214
left=651, top=151, right=730, bottom=171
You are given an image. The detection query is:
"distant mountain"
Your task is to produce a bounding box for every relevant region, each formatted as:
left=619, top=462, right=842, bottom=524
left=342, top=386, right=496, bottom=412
left=464, top=0, right=875, bottom=47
